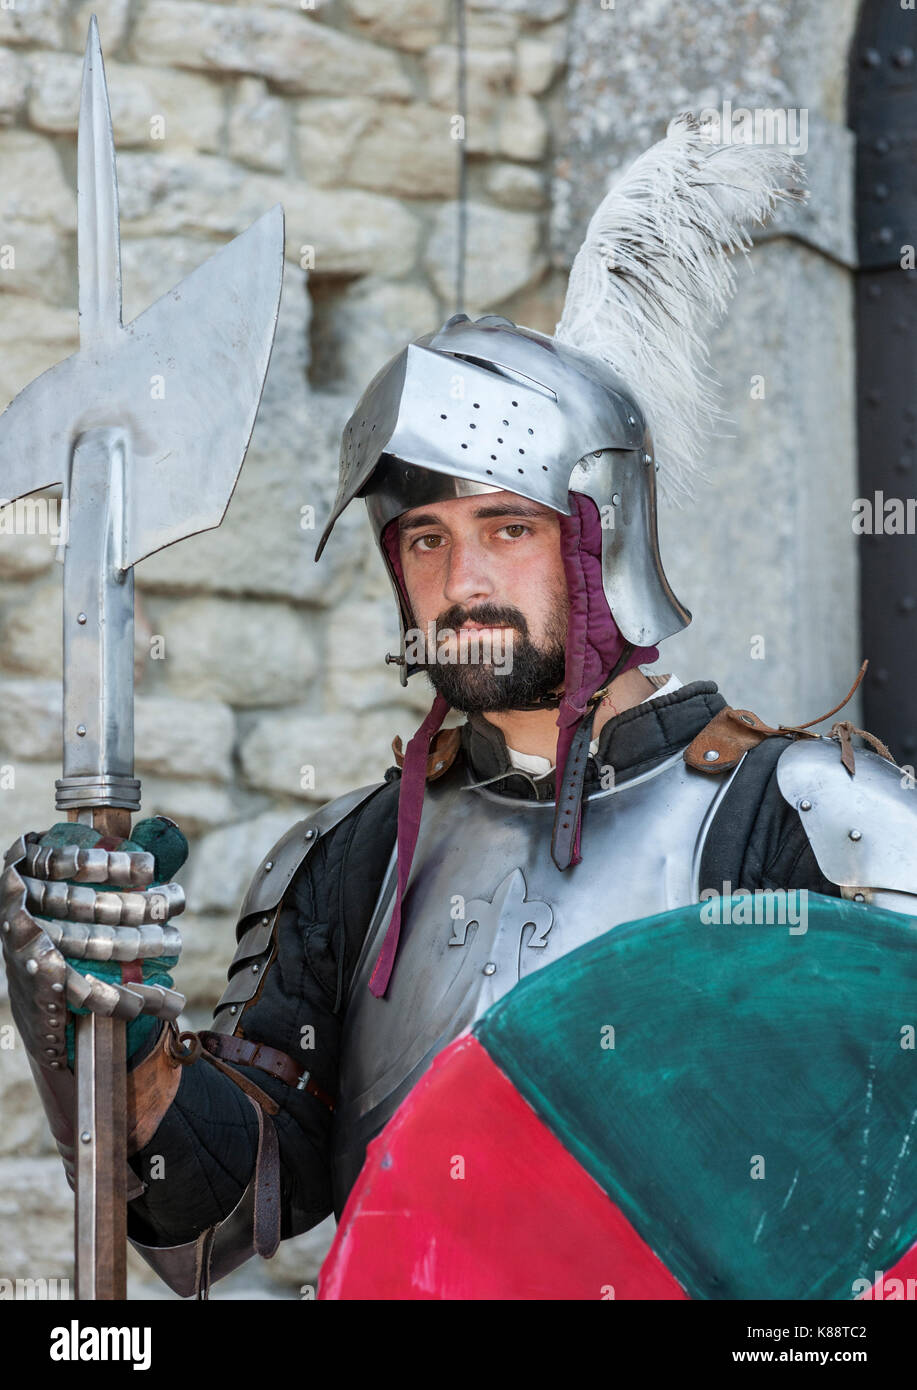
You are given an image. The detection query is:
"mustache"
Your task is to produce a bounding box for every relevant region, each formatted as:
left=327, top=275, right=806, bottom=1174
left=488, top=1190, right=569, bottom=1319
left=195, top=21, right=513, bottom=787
left=435, top=603, right=529, bottom=637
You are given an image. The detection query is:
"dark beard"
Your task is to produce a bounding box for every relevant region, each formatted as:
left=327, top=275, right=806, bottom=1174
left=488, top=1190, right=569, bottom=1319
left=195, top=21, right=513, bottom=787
left=419, top=600, right=567, bottom=714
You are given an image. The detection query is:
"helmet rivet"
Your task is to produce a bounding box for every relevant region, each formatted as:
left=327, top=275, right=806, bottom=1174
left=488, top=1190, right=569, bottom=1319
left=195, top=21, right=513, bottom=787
left=799, top=799, right=812, bottom=811
left=703, top=749, right=720, bottom=762
left=849, top=828, right=862, bottom=841
left=483, top=962, right=497, bottom=976
left=853, top=892, right=865, bottom=902
left=611, top=493, right=620, bottom=505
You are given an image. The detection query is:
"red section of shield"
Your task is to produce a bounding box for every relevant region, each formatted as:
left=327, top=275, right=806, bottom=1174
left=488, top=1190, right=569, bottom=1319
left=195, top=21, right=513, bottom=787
left=320, top=1033, right=688, bottom=1300
left=859, top=1239, right=917, bottom=1300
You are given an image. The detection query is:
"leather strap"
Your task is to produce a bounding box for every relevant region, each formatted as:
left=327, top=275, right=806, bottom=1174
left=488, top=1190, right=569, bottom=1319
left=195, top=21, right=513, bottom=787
left=125, top=1021, right=183, bottom=1155
left=551, top=701, right=599, bottom=870
left=252, top=1099, right=281, bottom=1259
left=198, top=1030, right=335, bottom=1112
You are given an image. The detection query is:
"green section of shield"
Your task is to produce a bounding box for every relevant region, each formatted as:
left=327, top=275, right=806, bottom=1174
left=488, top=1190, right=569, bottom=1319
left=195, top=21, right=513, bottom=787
left=474, top=892, right=917, bottom=1300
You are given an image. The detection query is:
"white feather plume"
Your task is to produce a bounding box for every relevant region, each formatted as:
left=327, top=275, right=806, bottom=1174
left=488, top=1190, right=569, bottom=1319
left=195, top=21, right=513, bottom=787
left=555, top=113, right=807, bottom=504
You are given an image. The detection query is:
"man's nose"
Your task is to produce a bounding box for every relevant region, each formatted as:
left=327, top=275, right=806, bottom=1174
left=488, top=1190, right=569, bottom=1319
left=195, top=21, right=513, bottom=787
left=442, top=538, right=493, bottom=607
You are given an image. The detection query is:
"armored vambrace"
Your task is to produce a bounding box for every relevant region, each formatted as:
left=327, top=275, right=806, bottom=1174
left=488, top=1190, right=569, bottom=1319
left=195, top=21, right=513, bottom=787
left=0, top=821, right=188, bottom=1195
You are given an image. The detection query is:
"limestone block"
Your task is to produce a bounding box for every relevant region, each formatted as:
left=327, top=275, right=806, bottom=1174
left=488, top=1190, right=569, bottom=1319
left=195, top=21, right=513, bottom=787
left=295, top=97, right=375, bottom=189
left=0, top=1159, right=73, bottom=1286
left=135, top=695, right=235, bottom=782
left=425, top=44, right=514, bottom=125
left=151, top=595, right=318, bottom=707
left=133, top=2, right=412, bottom=98
left=0, top=0, right=65, bottom=48
left=344, top=103, right=458, bottom=199
left=0, top=1004, right=55, bottom=1155
left=0, top=219, right=70, bottom=304
left=139, top=777, right=239, bottom=838
left=240, top=706, right=407, bottom=802
left=313, top=277, right=439, bottom=399
left=168, top=911, right=237, bottom=1009
left=0, top=761, right=60, bottom=853
left=424, top=200, right=545, bottom=310
left=0, top=678, right=59, bottom=760
left=498, top=93, right=548, bottom=162
left=515, top=36, right=561, bottom=95
left=28, top=53, right=223, bottom=152
left=0, top=130, right=75, bottom=230
left=115, top=151, right=421, bottom=277
left=137, top=385, right=368, bottom=607
left=343, top=0, right=448, bottom=53
left=184, top=808, right=298, bottom=913
left=325, top=596, right=437, bottom=715
left=229, top=76, right=289, bottom=173
left=0, top=46, right=27, bottom=124
left=0, top=297, right=77, bottom=406
left=66, top=0, right=133, bottom=55
left=485, top=161, right=546, bottom=210
left=0, top=576, right=62, bottom=679
left=468, top=0, right=568, bottom=18
left=0, top=498, right=56, bottom=578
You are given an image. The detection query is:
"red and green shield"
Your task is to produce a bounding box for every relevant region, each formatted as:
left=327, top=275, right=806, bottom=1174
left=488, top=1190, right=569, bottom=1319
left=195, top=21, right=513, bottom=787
left=320, top=893, right=917, bottom=1300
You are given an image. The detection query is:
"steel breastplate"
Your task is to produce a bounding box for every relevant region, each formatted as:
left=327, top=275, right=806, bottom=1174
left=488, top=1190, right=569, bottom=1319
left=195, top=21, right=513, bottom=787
left=330, top=749, right=741, bottom=1212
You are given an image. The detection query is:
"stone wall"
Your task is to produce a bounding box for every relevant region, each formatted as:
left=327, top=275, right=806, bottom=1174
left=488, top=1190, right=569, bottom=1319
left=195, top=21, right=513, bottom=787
left=0, top=0, right=572, bottom=1301
left=0, top=0, right=864, bottom=1298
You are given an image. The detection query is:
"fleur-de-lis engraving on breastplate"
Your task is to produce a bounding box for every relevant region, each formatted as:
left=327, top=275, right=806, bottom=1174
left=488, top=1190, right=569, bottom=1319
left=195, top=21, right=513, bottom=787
left=448, top=868, right=553, bottom=952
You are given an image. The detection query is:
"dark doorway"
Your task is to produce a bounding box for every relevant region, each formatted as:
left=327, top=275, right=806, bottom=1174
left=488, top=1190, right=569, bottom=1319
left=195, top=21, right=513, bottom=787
left=849, top=2, right=917, bottom=761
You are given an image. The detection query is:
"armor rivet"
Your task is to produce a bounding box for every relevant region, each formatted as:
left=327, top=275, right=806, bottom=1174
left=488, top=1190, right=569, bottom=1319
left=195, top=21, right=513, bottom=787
left=25, top=959, right=38, bottom=975
left=483, top=962, right=497, bottom=976
left=229, top=1005, right=238, bottom=1015
left=305, top=829, right=316, bottom=839
left=77, top=612, right=87, bottom=625
left=80, top=1131, right=91, bottom=1144
left=627, top=415, right=636, bottom=426
left=1, top=921, right=9, bottom=933
left=50, top=1061, right=61, bottom=1070
left=76, top=724, right=87, bottom=737
left=47, top=1003, right=57, bottom=1011
left=849, top=828, right=863, bottom=841
left=854, top=893, right=865, bottom=903
left=703, top=749, right=720, bottom=762
left=252, top=964, right=259, bottom=974
left=611, top=493, right=620, bottom=505
left=264, top=861, right=273, bottom=871
left=644, top=453, right=652, bottom=464
left=261, top=916, right=269, bottom=925
left=51, top=981, right=63, bottom=992
left=45, top=1033, right=56, bottom=1041
left=434, top=761, right=444, bottom=771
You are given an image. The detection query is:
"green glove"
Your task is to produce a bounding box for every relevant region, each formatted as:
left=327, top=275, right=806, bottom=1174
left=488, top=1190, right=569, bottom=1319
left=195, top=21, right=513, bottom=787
left=35, top=817, right=189, bottom=1065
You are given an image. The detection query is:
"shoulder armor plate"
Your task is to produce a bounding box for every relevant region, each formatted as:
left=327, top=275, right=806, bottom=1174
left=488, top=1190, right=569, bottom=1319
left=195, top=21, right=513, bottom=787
left=238, top=781, right=384, bottom=921
left=776, top=738, right=917, bottom=894
left=212, top=781, right=386, bottom=1030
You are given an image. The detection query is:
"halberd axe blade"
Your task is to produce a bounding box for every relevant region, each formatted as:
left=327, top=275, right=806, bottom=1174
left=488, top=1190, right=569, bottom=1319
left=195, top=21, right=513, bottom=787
left=0, top=16, right=285, bottom=1299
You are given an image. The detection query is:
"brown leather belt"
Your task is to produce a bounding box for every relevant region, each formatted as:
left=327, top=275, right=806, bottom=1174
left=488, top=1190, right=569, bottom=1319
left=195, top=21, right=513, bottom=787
left=198, top=1030, right=335, bottom=1112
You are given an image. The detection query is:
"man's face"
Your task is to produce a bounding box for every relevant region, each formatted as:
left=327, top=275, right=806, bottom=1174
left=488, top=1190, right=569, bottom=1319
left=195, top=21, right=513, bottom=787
left=397, top=490, right=569, bottom=713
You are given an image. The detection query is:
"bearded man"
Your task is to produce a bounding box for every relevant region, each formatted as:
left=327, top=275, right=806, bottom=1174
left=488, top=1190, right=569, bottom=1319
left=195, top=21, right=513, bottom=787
left=4, top=117, right=917, bottom=1301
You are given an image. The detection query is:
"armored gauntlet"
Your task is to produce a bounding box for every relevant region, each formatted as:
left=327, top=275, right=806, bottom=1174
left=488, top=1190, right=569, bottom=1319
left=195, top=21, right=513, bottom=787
left=0, top=817, right=188, bottom=1187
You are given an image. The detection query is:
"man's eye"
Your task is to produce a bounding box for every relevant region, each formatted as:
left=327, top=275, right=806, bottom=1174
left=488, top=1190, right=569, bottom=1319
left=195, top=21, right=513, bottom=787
left=415, top=534, right=444, bottom=551
left=500, top=524, right=530, bottom=539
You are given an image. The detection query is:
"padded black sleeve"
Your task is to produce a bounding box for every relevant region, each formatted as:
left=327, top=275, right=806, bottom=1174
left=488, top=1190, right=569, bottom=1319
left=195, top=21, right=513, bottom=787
left=126, top=775, right=401, bottom=1248
left=698, top=736, right=840, bottom=899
